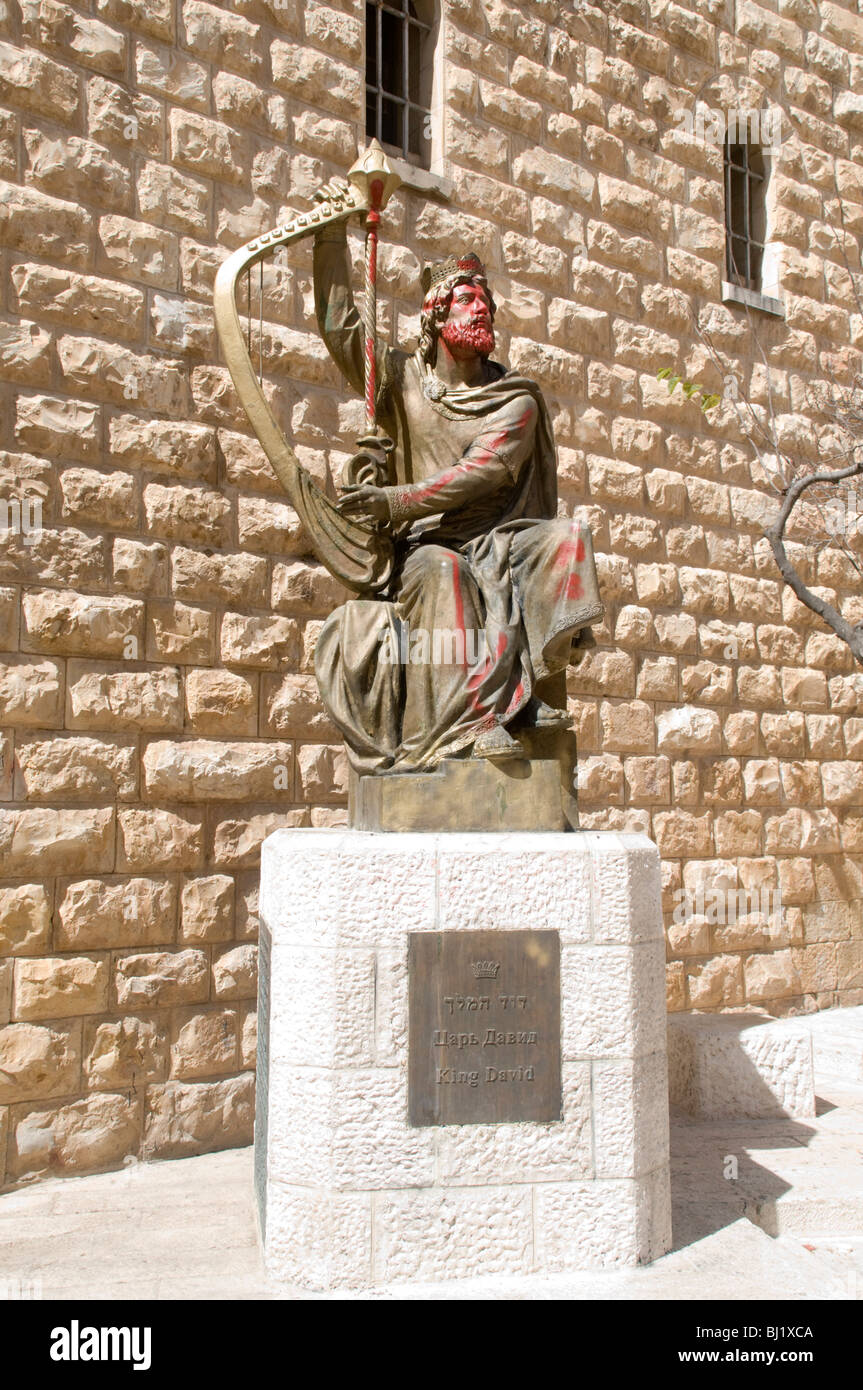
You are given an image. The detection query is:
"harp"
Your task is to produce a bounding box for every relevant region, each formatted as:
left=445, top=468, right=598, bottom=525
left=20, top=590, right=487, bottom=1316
left=213, top=141, right=401, bottom=594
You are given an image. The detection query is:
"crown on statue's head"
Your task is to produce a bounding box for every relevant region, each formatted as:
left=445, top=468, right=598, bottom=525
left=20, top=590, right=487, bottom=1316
left=421, top=252, right=487, bottom=295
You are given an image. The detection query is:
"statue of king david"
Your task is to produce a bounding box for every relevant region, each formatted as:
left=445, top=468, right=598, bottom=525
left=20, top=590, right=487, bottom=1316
left=311, top=205, right=603, bottom=776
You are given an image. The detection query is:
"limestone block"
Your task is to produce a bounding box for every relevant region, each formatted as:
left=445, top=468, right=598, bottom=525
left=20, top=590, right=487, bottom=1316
left=375, top=1186, right=533, bottom=1284
left=0, top=179, right=91, bottom=268
left=210, top=806, right=309, bottom=869
left=87, top=74, right=162, bottom=152
left=592, top=1051, right=670, bottom=1179
left=14, top=955, right=109, bottom=1021
left=170, top=1007, right=238, bottom=1079
left=142, top=1073, right=253, bottom=1158
left=0, top=884, right=51, bottom=956
left=212, top=944, right=257, bottom=1000
left=117, top=806, right=204, bottom=871
left=115, top=949, right=209, bottom=1008
left=0, top=657, right=63, bottom=727
left=240, top=1007, right=256, bottom=1069
left=171, top=549, right=266, bottom=606
left=181, top=874, right=235, bottom=943
left=220, top=613, right=298, bottom=669
left=271, top=560, right=346, bottom=614
left=83, top=1015, right=168, bottom=1089
left=66, top=661, right=182, bottom=731
left=268, top=1065, right=436, bottom=1192
left=143, top=739, right=293, bottom=801
left=562, top=943, right=666, bottom=1059
left=295, top=742, right=347, bottom=801
left=168, top=109, right=249, bottom=184
left=136, top=159, right=209, bottom=236
left=0, top=586, right=17, bottom=650
left=577, top=754, right=623, bottom=804
left=24, top=129, right=130, bottom=213
left=219, top=429, right=278, bottom=493
left=109, top=415, right=216, bottom=479
left=98, top=215, right=178, bottom=288
left=96, top=0, right=174, bottom=42
left=146, top=602, right=214, bottom=664
left=262, top=1184, right=372, bottom=1288
left=1, top=806, right=115, bottom=876
left=263, top=673, right=334, bottom=739
left=0, top=41, right=80, bottom=123
left=0, top=313, right=52, bottom=384
left=184, top=668, right=257, bottom=736
left=15, top=394, right=99, bottom=460
left=267, top=946, right=376, bottom=1069
left=12, top=263, right=144, bottom=342
left=534, top=1178, right=666, bottom=1270
left=21, top=589, right=142, bottom=658
left=668, top=1012, right=815, bottom=1119
left=57, top=875, right=177, bottom=949
left=143, top=481, right=229, bottom=547
left=0, top=1020, right=81, bottom=1103
left=656, top=705, right=721, bottom=753
left=15, top=733, right=137, bottom=801
left=270, top=41, right=361, bottom=116
left=8, top=1092, right=140, bottom=1179
left=438, top=842, right=586, bottom=945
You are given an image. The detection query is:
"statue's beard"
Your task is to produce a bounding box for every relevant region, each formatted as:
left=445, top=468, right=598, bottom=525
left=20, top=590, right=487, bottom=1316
left=439, top=319, right=495, bottom=358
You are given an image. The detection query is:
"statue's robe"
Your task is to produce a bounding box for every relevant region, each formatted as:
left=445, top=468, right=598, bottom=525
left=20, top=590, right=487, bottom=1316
left=312, top=228, right=603, bottom=773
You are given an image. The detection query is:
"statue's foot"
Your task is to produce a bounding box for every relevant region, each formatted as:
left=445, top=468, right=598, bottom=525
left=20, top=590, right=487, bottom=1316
left=523, top=697, right=571, bottom=731
left=472, top=724, right=524, bottom=761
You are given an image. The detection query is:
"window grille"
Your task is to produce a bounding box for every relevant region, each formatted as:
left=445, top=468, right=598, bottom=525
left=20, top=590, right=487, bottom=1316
left=365, top=0, right=435, bottom=164
left=724, top=139, right=767, bottom=292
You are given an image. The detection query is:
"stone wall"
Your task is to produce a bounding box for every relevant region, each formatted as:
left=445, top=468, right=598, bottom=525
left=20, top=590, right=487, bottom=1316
left=0, top=0, right=862, bottom=1188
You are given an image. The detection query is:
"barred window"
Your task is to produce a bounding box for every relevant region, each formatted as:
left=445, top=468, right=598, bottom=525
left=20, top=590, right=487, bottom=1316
left=365, top=0, right=436, bottom=165
left=724, top=139, right=767, bottom=293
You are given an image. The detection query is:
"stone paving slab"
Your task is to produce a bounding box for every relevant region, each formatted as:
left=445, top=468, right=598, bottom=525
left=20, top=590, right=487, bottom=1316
left=0, top=1077, right=861, bottom=1301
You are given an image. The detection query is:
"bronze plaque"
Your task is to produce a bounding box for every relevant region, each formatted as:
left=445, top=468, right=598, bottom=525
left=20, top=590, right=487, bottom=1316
left=408, top=930, right=561, bottom=1127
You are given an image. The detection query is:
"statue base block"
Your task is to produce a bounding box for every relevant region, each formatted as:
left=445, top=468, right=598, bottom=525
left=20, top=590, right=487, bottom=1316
left=257, top=829, right=671, bottom=1291
left=349, top=728, right=579, bottom=832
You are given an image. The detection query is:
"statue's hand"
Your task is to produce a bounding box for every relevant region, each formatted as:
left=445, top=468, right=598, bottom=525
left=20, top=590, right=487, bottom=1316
left=314, top=176, right=362, bottom=227
left=337, top=483, right=390, bottom=522
left=314, top=176, right=351, bottom=204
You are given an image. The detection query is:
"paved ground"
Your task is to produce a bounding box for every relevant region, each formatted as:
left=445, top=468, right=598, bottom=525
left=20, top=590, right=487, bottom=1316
left=1, top=1073, right=861, bottom=1301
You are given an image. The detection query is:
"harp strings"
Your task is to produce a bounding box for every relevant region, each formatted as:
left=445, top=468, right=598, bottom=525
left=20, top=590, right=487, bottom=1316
left=244, top=254, right=278, bottom=390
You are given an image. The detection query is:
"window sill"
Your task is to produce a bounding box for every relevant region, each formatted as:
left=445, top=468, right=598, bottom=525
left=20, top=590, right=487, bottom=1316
left=386, top=155, right=452, bottom=201
left=721, top=281, right=785, bottom=317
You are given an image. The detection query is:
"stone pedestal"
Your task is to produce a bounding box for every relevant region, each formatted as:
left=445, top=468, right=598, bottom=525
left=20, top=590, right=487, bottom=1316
left=668, top=1011, right=816, bottom=1120
left=257, top=829, right=671, bottom=1291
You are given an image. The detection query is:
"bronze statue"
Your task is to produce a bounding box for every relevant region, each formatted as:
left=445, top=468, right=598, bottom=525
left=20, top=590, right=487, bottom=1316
left=214, top=143, right=602, bottom=791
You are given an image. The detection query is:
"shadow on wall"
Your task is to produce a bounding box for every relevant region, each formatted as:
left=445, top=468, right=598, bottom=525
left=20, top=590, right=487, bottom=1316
left=666, top=1011, right=819, bottom=1252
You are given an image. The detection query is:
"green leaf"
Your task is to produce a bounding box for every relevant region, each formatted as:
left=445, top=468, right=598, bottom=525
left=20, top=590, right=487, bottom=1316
left=666, top=374, right=682, bottom=394
left=700, top=393, right=721, bottom=412
left=656, top=367, right=673, bottom=380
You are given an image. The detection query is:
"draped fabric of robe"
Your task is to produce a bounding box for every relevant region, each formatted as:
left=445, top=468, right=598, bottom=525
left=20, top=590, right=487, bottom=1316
left=312, top=228, right=603, bottom=774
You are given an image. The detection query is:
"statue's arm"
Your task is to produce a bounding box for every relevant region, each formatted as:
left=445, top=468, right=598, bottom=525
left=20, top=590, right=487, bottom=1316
left=313, top=223, right=368, bottom=397
left=384, top=396, right=538, bottom=524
